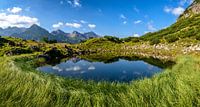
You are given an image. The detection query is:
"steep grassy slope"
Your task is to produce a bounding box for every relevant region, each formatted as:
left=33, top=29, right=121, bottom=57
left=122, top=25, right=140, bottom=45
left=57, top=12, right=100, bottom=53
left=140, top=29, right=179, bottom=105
left=0, top=55, right=200, bottom=106
left=141, top=14, right=200, bottom=43
left=141, top=1, right=200, bottom=44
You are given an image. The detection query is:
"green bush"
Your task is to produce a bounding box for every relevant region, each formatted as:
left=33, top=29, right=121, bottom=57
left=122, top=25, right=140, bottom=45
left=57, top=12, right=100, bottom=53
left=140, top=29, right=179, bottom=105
left=41, top=37, right=57, bottom=44
left=104, top=36, right=122, bottom=43
left=122, top=37, right=140, bottom=42
left=196, top=33, right=200, bottom=40
left=165, top=35, right=179, bottom=43
left=150, top=38, right=161, bottom=45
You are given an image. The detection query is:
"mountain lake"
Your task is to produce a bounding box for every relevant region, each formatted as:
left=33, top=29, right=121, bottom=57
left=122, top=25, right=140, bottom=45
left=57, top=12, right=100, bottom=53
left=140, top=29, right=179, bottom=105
left=37, top=57, right=173, bottom=82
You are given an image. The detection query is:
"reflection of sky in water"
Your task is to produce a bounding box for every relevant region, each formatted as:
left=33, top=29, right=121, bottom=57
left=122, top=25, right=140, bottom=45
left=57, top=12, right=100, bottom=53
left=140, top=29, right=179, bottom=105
left=37, top=58, right=162, bottom=82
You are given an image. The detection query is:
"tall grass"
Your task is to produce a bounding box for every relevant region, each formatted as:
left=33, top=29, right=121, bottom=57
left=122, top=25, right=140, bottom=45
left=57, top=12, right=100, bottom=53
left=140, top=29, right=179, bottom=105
left=0, top=55, right=200, bottom=106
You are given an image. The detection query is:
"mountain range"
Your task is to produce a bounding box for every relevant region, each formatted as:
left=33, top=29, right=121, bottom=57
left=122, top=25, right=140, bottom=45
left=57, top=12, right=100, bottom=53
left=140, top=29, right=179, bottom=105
left=0, top=24, right=100, bottom=44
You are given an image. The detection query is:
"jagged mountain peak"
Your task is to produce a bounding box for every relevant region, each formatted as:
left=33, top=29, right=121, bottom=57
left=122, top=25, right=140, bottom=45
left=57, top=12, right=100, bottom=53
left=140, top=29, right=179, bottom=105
left=29, top=24, right=45, bottom=30
left=72, top=31, right=81, bottom=34
left=30, top=24, right=40, bottom=28
left=84, top=31, right=95, bottom=34
left=51, top=29, right=66, bottom=35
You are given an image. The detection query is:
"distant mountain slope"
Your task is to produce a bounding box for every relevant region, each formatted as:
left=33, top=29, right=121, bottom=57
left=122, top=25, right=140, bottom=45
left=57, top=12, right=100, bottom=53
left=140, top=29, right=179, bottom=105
left=83, top=32, right=99, bottom=39
left=141, top=0, right=200, bottom=43
left=11, top=24, right=54, bottom=41
left=0, top=27, right=26, bottom=36
left=51, top=30, right=100, bottom=44
left=51, top=29, right=70, bottom=42
left=0, top=24, right=100, bottom=44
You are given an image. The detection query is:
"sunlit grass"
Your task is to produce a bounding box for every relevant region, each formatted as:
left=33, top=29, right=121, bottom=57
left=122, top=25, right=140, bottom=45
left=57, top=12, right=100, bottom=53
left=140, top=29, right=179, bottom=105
left=0, top=55, right=200, bottom=106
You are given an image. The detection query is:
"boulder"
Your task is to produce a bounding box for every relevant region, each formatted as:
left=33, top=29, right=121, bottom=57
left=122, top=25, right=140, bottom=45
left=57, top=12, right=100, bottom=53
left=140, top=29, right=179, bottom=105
left=38, top=47, right=66, bottom=61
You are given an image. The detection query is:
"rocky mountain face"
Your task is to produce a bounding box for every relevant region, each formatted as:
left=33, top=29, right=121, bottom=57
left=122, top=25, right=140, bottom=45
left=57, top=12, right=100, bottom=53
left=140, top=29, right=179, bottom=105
left=50, top=30, right=70, bottom=42
left=179, top=0, right=200, bottom=19
left=51, top=30, right=99, bottom=43
left=0, top=24, right=100, bottom=44
left=83, top=32, right=99, bottom=39
left=11, top=24, right=54, bottom=41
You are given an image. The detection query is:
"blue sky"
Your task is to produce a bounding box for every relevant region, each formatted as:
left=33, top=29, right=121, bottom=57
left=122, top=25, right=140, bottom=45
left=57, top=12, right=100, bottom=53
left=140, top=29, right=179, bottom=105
left=0, top=0, right=193, bottom=37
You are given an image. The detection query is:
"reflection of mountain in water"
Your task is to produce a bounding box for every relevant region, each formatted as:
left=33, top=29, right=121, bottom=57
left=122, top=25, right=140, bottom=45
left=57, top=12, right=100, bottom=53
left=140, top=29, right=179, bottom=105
left=80, top=56, right=174, bottom=69
left=70, top=57, right=82, bottom=63
left=44, top=56, right=174, bottom=69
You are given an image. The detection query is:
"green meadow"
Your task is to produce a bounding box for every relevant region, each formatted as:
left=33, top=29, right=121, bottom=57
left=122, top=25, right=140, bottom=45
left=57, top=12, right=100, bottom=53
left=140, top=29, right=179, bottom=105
left=0, top=55, right=200, bottom=106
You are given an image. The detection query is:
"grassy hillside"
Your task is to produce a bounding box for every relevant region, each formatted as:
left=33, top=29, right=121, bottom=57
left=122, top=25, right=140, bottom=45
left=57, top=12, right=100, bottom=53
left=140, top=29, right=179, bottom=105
left=141, top=14, right=200, bottom=44
left=0, top=36, right=82, bottom=57
left=0, top=55, right=200, bottom=106
left=139, top=0, right=200, bottom=44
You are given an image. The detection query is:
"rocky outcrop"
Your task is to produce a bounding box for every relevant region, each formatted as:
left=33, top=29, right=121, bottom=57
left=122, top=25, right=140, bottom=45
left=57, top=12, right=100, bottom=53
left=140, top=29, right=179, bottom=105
left=179, top=0, right=200, bottom=19
left=38, top=48, right=66, bottom=61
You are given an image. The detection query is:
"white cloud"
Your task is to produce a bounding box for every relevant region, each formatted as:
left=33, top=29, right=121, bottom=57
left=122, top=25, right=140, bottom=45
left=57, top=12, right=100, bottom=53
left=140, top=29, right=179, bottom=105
left=68, top=0, right=81, bottom=7
left=164, top=7, right=172, bottom=13
left=0, top=12, right=39, bottom=28
left=88, top=24, right=96, bottom=29
left=172, top=7, right=185, bottom=16
left=123, top=21, right=127, bottom=24
left=80, top=20, right=87, bottom=24
left=66, top=22, right=82, bottom=28
left=133, top=33, right=140, bottom=37
left=120, top=14, right=126, bottom=19
left=134, top=20, right=142, bottom=24
left=7, top=7, right=22, bottom=14
left=147, top=21, right=157, bottom=31
left=52, top=22, right=64, bottom=29
left=0, top=9, right=4, bottom=12
left=164, top=6, right=185, bottom=16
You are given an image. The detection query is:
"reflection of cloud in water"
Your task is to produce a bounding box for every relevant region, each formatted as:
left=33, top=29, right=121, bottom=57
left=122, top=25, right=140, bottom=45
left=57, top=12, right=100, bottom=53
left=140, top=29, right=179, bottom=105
left=52, top=66, right=63, bottom=72
left=143, top=62, right=148, bottom=65
left=65, top=66, right=81, bottom=71
left=133, top=72, right=141, bottom=76
left=81, top=71, right=86, bottom=74
left=88, top=66, right=95, bottom=70
left=52, top=66, right=59, bottom=70
left=148, top=65, right=154, bottom=71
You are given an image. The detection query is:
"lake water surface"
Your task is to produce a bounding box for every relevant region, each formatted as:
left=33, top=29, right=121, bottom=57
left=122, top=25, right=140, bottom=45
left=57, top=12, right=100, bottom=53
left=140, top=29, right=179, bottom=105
left=37, top=57, right=167, bottom=82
